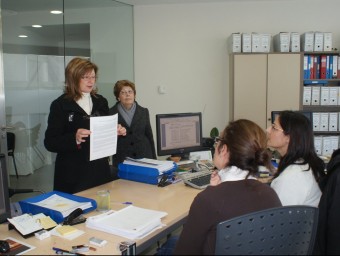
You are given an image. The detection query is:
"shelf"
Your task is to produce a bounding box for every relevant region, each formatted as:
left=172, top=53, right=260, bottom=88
left=303, top=106, right=340, bottom=112
left=314, top=131, right=340, bottom=135
left=304, top=79, right=340, bottom=84
left=304, top=51, right=340, bottom=55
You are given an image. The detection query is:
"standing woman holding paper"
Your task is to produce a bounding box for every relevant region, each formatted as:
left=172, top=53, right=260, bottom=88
left=44, top=57, right=126, bottom=194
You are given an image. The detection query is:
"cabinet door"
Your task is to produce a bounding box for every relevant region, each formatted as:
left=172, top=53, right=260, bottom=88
left=232, top=54, right=267, bottom=129
left=267, top=54, right=302, bottom=127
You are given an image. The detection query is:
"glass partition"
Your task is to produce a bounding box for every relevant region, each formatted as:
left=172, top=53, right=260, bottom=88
left=0, top=0, right=133, bottom=195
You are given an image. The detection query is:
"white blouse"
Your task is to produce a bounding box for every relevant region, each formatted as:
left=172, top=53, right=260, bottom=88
left=270, top=164, right=321, bottom=207
left=218, top=166, right=257, bottom=182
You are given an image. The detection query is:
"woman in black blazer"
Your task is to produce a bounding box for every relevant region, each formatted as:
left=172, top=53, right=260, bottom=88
left=44, top=57, right=126, bottom=194
left=109, top=80, right=156, bottom=167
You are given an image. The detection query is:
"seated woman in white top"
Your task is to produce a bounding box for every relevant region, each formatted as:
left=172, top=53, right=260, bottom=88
left=266, top=110, right=326, bottom=206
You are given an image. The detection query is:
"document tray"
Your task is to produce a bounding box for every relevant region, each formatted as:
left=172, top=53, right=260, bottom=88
left=18, top=191, right=97, bottom=224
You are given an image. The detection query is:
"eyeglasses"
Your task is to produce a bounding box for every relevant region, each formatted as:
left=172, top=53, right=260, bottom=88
left=81, top=76, right=97, bottom=81
left=271, top=123, right=284, bottom=132
left=120, top=90, right=134, bottom=96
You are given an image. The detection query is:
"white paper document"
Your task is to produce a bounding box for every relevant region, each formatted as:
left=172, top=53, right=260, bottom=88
left=86, top=205, right=168, bottom=240
left=7, top=213, right=45, bottom=235
left=90, top=114, right=118, bottom=161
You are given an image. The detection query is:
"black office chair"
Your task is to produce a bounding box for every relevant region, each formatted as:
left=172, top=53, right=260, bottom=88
left=7, top=132, right=18, bottom=179
left=215, top=205, right=319, bottom=255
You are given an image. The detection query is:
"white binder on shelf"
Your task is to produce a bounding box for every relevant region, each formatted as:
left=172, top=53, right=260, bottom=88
left=242, top=33, right=252, bottom=53
left=290, top=32, right=300, bottom=52
left=228, top=33, right=242, bottom=53
left=260, top=33, right=271, bottom=53
left=314, top=136, right=323, bottom=155
left=311, top=86, right=321, bottom=105
left=320, top=87, right=330, bottom=106
left=329, top=112, right=338, bottom=132
left=319, top=112, right=329, bottom=132
left=313, top=112, right=321, bottom=132
left=329, top=87, right=338, bottom=105
left=323, top=32, right=333, bottom=52
left=251, top=33, right=261, bottom=52
left=303, top=86, right=312, bottom=106
left=322, top=137, right=332, bottom=157
left=314, top=32, right=324, bottom=52
left=273, top=32, right=290, bottom=52
left=332, top=55, right=338, bottom=78
left=301, top=32, right=314, bottom=52
left=330, top=136, right=339, bottom=154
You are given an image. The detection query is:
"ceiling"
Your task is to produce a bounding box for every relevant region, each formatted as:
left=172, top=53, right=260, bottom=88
left=116, top=0, right=260, bottom=5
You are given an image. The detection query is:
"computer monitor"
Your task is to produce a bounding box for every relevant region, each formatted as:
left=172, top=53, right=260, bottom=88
left=0, top=154, right=11, bottom=223
left=271, top=110, right=313, bottom=124
left=156, top=112, right=203, bottom=158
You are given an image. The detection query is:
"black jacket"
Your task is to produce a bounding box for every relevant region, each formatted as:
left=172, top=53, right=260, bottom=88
left=44, top=94, right=112, bottom=194
left=109, top=102, right=156, bottom=167
left=314, top=148, right=340, bottom=255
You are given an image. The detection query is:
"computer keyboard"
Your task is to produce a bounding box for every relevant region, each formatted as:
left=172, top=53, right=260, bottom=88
left=179, top=169, right=213, bottom=190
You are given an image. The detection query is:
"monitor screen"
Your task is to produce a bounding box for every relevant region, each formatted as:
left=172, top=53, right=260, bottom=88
left=0, top=154, right=11, bottom=223
left=271, top=110, right=313, bottom=124
left=156, top=112, right=203, bottom=158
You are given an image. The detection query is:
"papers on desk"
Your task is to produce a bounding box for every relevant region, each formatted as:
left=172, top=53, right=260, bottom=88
left=123, top=157, right=175, bottom=174
left=7, top=213, right=57, bottom=236
left=86, top=205, right=168, bottom=240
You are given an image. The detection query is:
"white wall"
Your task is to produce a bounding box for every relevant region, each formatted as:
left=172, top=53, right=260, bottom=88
left=133, top=0, right=340, bottom=137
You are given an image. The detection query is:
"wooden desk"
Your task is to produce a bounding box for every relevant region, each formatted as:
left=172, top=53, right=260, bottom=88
left=0, top=179, right=200, bottom=255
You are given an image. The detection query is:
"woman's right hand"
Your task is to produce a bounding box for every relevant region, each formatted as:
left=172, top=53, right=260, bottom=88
left=210, top=170, right=221, bottom=186
left=76, top=128, right=91, bottom=144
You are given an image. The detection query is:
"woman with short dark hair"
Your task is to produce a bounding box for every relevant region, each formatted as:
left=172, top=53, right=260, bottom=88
left=109, top=80, right=156, bottom=167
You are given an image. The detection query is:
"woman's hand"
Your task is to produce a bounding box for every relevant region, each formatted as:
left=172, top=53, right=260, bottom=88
left=117, top=124, right=127, bottom=136
left=210, top=170, right=221, bottom=186
left=76, top=128, right=91, bottom=143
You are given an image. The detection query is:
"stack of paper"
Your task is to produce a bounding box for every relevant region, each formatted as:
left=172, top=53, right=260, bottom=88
left=123, top=157, right=175, bottom=174
left=86, top=205, right=168, bottom=240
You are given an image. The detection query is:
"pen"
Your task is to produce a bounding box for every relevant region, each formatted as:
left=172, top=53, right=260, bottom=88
left=52, top=247, right=85, bottom=255
left=123, top=201, right=133, bottom=205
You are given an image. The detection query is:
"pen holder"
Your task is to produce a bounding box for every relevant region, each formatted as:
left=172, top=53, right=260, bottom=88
left=96, top=190, right=110, bottom=212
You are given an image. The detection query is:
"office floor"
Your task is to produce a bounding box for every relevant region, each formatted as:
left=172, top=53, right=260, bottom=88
left=8, top=165, right=181, bottom=255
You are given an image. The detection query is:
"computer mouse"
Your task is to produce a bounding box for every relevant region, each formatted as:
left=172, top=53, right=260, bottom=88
left=0, top=240, right=10, bottom=253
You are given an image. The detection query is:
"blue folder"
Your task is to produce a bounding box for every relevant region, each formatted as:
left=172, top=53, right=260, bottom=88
left=118, top=163, right=177, bottom=185
left=18, top=191, right=97, bottom=223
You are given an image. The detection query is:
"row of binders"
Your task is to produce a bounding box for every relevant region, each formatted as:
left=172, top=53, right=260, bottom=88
left=304, top=55, right=339, bottom=79
left=228, top=31, right=333, bottom=53
left=315, top=135, right=339, bottom=157
left=312, top=112, right=340, bottom=132
left=303, top=86, right=340, bottom=106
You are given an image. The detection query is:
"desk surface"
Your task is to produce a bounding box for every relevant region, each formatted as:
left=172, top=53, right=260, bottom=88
left=0, top=179, right=201, bottom=255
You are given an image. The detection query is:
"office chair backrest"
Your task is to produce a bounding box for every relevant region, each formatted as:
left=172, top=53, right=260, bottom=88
left=215, top=205, right=318, bottom=255
left=7, top=132, right=15, bottom=152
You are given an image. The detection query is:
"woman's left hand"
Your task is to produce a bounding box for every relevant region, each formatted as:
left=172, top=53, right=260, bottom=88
left=117, top=124, right=127, bottom=136
left=210, top=170, right=221, bottom=186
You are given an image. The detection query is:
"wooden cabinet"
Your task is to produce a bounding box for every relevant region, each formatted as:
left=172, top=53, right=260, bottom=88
left=230, top=53, right=302, bottom=130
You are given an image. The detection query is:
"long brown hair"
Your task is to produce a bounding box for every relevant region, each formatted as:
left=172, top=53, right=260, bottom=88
left=216, top=119, right=273, bottom=177
left=64, top=57, right=98, bottom=101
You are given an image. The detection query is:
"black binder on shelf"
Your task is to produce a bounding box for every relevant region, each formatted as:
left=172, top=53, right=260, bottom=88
left=18, top=191, right=97, bottom=224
